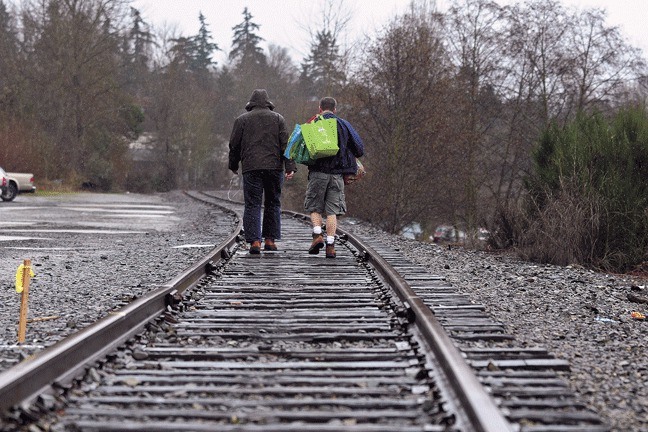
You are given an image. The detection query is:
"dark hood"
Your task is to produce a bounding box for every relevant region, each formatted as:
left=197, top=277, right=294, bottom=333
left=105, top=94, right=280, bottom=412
left=245, top=89, right=275, bottom=111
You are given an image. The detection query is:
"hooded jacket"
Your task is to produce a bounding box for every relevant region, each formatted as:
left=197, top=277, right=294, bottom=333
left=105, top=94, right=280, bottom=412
left=228, top=89, right=297, bottom=174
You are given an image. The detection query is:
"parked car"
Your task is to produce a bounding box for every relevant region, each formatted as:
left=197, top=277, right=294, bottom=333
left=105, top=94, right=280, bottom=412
left=1, top=168, right=36, bottom=201
left=477, top=227, right=490, bottom=242
left=433, top=224, right=465, bottom=243
left=401, top=222, right=423, bottom=240
left=432, top=224, right=490, bottom=244
left=0, top=167, right=8, bottom=198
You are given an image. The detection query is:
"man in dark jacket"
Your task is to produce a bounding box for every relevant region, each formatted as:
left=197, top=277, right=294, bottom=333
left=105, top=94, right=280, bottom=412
left=305, top=96, right=364, bottom=258
left=229, top=89, right=296, bottom=254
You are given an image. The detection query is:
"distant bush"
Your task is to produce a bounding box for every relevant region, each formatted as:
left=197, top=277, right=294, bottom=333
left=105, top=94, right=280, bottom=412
left=83, top=155, right=114, bottom=191
left=503, top=107, right=648, bottom=272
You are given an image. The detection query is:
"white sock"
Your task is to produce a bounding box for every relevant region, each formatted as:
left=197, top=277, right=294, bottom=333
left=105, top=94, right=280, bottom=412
left=326, top=236, right=335, bottom=245
left=313, top=226, right=322, bottom=235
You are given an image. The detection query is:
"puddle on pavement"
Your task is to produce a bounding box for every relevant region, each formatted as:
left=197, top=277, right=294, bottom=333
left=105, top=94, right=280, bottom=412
left=4, top=229, right=147, bottom=234
left=172, top=244, right=215, bottom=249
left=61, top=207, right=175, bottom=214
left=0, top=207, right=45, bottom=211
left=3, top=246, right=91, bottom=250
left=61, top=204, right=175, bottom=209
left=0, top=236, right=53, bottom=242
left=109, top=214, right=172, bottom=218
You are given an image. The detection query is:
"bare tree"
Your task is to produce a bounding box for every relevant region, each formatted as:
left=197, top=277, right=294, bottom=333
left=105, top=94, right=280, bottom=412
left=266, top=44, right=300, bottom=118
left=563, top=7, right=646, bottom=113
left=347, top=2, right=453, bottom=234
left=445, top=0, right=507, bottom=233
left=486, top=0, right=647, bottom=210
left=19, top=0, right=133, bottom=187
left=504, top=0, right=573, bottom=125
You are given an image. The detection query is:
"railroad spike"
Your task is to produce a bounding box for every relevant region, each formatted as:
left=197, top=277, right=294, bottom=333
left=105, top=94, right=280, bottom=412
left=164, top=289, right=182, bottom=309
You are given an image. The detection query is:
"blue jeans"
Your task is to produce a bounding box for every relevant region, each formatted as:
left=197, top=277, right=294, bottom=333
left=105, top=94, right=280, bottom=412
left=242, top=170, right=284, bottom=243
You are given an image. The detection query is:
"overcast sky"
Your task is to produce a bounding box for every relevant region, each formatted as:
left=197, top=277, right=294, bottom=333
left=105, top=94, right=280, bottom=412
left=130, top=0, right=648, bottom=64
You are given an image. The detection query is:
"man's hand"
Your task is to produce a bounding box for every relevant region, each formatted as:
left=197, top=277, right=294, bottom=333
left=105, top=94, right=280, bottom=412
left=285, top=171, right=294, bottom=180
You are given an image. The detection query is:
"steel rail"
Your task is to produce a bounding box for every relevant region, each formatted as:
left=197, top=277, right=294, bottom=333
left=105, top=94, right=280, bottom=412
left=0, top=197, right=242, bottom=414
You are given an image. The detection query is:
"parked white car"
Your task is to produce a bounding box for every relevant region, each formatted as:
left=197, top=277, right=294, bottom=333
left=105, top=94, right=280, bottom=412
left=1, top=167, right=36, bottom=201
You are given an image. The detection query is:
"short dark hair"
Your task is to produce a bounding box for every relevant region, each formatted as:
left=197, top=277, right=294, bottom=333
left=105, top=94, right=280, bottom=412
left=319, top=97, right=337, bottom=111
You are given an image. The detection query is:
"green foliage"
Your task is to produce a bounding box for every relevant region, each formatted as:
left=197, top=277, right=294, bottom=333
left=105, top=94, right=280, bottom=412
left=119, top=104, right=145, bottom=138
left=84, top=154, right=113, bottom=191
left=524, top=107, right=648, bottom=271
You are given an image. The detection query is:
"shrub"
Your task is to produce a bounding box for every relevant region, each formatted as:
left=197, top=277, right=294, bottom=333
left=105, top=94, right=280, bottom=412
left=515, top=107, right=648, bottom=271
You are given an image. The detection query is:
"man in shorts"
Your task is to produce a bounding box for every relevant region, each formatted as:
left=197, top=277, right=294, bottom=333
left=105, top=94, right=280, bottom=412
left=304, top=97, right=364, bottom=258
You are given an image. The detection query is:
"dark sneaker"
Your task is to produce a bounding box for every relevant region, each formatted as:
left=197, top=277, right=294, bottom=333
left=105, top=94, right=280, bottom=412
left=249, top=241, right=261, bottom=254
left=325, top=244, right=336, bottom=258
left=309, top=234, right=325, bottom=254
left=264, top=239, right=278, bottom=251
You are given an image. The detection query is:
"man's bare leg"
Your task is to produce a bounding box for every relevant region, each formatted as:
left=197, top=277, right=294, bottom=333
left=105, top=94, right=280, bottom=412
left=325, top=215, right=337, bottom=258
left=308, top=212, right=325, bottom=254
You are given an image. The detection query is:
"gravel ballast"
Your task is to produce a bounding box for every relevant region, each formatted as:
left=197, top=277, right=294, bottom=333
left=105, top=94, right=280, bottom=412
left=0, top=192, right=646, bottom=431
left=345, top=223, right=647, bottom=432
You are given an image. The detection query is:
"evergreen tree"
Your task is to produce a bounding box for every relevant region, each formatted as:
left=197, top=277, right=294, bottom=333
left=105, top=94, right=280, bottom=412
left=523, top=108, right=648, bottom=271
left=0, top=0, right=19, bottom=110
left=168, top=36, right=196, bottom=71
left=229, top=7, right=266, bottom=69
left=129, top=7, right=155, bottom=71
left=301, top=29, right=345, bottom=97
left=123, top=7, right=155, bottom=97
left=191, top=12, right=219, bottom=72
left=167, top=13, right=219, bottom=75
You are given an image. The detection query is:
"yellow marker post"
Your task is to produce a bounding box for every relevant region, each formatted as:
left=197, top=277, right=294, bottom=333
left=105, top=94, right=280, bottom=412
left=16, top=259, right=34, bottom=344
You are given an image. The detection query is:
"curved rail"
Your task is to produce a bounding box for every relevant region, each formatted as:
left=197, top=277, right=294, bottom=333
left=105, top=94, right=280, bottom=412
left=0, top=197, right=242, bottom=413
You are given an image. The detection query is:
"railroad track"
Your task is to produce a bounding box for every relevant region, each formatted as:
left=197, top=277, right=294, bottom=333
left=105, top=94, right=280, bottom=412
left=0, top=191, right=607, bottom=431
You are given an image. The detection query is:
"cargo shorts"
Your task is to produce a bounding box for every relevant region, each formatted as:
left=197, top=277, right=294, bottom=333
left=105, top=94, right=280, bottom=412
left=304, top=171, right=347, bottom=216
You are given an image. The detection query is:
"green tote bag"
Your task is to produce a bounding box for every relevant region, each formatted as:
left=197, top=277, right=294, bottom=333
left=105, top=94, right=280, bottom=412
left=300, top=115, right=339, bottom=159
left=289, top=134, right=314, bottom=165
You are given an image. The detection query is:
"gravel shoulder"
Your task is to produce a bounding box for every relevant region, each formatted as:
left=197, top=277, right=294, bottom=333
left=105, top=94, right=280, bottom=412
left=345, top=223, right=647, bottom=432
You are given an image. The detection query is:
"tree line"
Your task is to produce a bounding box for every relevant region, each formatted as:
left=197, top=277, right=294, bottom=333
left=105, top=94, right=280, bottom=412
left=0, top=0, right=646, bottom=270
